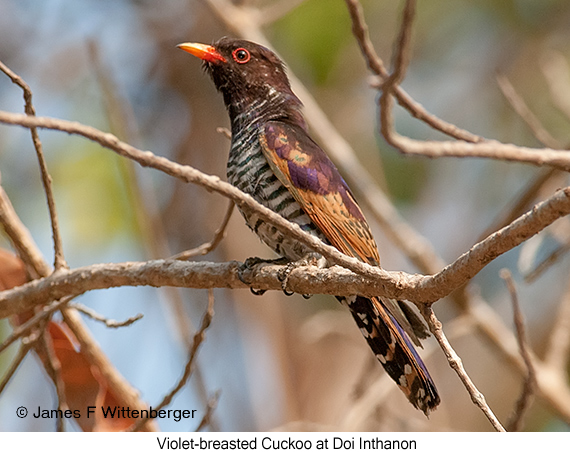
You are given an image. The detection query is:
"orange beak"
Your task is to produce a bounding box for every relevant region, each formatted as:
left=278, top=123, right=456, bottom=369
left=177, top=42, right=226, bottom=63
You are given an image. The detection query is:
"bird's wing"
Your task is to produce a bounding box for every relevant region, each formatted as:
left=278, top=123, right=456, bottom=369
left=259, top=120, right=380, bottom=265
left=259, top=120, right=428, bottom=347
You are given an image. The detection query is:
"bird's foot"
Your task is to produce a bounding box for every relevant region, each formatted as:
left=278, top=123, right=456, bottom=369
left=238, top=256, right=290, bottom=296
left=277, top=254, right=324, bottom=298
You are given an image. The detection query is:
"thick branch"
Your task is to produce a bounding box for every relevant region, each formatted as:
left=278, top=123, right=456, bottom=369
left=1, top=112, right=569, bottom=319
left=3, top=179, right=570, bottom=318
left=0, top=260, right=395, bottom=318
left=418, top=186, right=570, bottom=300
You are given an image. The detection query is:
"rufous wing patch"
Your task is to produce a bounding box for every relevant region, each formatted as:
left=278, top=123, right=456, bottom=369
left=260, top=121, right=379, bottom=265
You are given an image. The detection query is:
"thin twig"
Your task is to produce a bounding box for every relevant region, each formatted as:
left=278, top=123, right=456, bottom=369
left=500, top=269, right=536, bottom=431
left=344, top=0, right=483, bottom=143
left=0, top=298, right=69, bottom=354
left=171, top=200, right=234, bottom=260
left=0, top=184, right=50, bottom=279
left=0, top=344, right=33, bottom=395
left=421, top=306, right=506, bottom=432
left=524, top=241, right=570, bottom=283
left=478, top=168, right=560, bottom=242
left=496, top=74, right=563, bottom=150
left=0, top=62, right=67, bottom=270
left=131, top=288, right=215, bottom=432
left=72, top=303, right=143, bottom=328
left=386, top=0, right=416, bottom=88
left=39, top=329, right=68, bottom=432
left=195, top=390, right=221, bottom=432
left=468, top=297, right=570, bottom=424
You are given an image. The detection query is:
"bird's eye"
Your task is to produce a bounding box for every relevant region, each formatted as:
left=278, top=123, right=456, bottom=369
left=232, top=48, right=251, bottom=64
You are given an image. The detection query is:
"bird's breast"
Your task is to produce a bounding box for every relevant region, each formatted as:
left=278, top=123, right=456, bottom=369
left=227, top=125, right=326, bottom=260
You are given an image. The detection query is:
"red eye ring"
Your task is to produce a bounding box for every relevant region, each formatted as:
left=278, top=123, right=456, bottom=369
left=232, top=48, right=251, bottom=64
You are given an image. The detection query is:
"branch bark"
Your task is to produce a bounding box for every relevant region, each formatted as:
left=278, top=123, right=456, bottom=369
left=2, top=177, right=570, bottom=319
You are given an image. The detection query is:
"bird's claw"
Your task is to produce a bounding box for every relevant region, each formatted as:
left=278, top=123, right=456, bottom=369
left=239, top=256, right=317, bottom=298
left=238, top=256, right=289, bottom=296
left=277, top=264, right=294, bottom=295
left=277, top=255, right=318, bottom=298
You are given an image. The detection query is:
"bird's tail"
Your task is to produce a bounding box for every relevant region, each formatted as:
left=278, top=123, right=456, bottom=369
left=340, top=295, right=440, bottom=415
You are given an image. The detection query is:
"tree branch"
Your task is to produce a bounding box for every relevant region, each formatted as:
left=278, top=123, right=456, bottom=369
left=0, top=62, right=67, bottom=270
left=422, top=306, right=506, bottom=431
left=2, top=177, right=570, bottom=319
left=344, top=0, right=483, bottom=143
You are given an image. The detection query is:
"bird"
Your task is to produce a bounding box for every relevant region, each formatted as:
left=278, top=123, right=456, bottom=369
left=178, top=37, right=440, bottom=415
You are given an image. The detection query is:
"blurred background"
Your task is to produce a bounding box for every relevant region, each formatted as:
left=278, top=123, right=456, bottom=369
left=1, top=0, right=570, bottom=432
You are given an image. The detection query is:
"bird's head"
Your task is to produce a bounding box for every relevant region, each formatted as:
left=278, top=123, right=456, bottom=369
left=177, top=37, right=303, bottom=124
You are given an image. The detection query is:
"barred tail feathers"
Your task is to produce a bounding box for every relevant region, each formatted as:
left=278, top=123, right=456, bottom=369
left=340, top=295, right=440, bottom=415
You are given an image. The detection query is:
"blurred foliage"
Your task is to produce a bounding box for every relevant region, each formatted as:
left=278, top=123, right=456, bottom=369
left=52, top=141, right=137, bottom=250
left=272, top=0, right=352, bottom=84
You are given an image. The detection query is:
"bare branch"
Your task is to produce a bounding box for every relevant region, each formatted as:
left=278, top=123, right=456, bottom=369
left=72, top=303, right=143, bottom=329
left=344, top=0, right=483, bottom=143
left=500, top=269, right=536, bottom=431
left=386, top=0, right=415, bottom=88
left=496, top=74, right=563, bottom=150
left=1, top=112, right=569, bottom=314
left=0, top=62, right=67, bottom=270
left=368, top=11, right=570, bottom=171
left=195, top=390, right=221, bottom=432
left=38, top=329, right=69, bottom=432
left=3, top=178, right=570, bottom=318
left=421, top=306, right=506, bottom=432
left=0, top=184, right=51, bottom=279
left=0, top=298, right=68, bottom=354
left=0, top=344, right=32, bottom=395
left=468, top=298, right=570, bottom=423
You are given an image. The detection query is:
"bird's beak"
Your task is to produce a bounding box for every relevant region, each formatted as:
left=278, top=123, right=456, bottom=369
left=177, top=42, right=226, bottom=63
